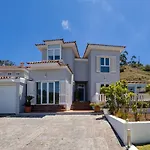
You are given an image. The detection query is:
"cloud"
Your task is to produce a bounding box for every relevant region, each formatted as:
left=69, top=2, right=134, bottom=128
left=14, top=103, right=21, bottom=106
left=61, top=20, right=71, bottom=31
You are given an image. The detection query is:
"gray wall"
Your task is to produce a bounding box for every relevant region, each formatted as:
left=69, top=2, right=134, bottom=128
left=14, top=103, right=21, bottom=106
left=62, top=48, right=75, bottom=72
left=42, top=49, right=47, bottom=60
left=74, top=60, right=88, bottom=81
left=88, top=50, right=120, bottom=100
left=29, top=69, right=72, bottom=83
left=41, top=47, right=75, bottom=73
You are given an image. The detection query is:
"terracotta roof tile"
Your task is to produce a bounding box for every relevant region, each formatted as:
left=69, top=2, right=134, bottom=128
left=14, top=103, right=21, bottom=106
left=0, top=76, right=20, bottom=80
left=26, top=60, right=60, bottom=64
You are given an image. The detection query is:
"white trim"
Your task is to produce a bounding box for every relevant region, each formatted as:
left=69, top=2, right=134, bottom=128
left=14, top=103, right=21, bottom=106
left=37, top=81, right=60, bottom=105
left=75, top=58, right=88, bottom=61
left=83, top=45, right=125, bottom=58
left=47, top=44, right=61, bottom=61
left=100, top=57, right=110, bottom=67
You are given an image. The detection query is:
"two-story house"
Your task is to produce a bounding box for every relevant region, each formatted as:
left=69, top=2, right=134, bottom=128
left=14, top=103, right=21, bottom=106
left=0, top=39, right=125, bottom=114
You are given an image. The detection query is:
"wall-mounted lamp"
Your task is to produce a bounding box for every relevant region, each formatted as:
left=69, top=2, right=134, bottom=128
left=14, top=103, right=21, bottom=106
left=44, top=73, right=47, bottom=78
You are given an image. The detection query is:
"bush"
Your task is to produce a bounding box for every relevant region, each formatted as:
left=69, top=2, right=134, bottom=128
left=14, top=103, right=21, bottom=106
left=143, top=65, right=150, bottom=71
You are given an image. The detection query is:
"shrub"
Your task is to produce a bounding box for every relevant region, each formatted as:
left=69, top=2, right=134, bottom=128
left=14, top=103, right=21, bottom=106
left=143, top=65, right=150, bottom=71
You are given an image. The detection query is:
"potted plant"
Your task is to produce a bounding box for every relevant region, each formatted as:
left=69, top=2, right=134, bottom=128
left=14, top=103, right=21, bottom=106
left=24, top=95, right=34, bottom=113
left=90, top=102, right=105, bottom=112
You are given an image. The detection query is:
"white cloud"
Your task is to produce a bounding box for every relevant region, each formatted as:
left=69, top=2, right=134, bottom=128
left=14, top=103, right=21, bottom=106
left=61, top=20, right=71, bottom=31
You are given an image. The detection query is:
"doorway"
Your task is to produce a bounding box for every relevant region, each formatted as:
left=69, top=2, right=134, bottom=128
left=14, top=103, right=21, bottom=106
left=77, top=84, right=85, bottom=101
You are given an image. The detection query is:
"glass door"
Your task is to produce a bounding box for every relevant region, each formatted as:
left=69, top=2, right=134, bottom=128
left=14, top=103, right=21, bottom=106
left=36, top=82, right=60, bottom=104
left=42, top=83, right=47, bottom=104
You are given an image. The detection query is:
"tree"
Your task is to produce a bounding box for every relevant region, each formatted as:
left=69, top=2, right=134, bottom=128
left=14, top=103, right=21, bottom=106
left=101, top=80, right=134, bottom=117
left=0, top=60, right=15, bottom=66
left=120, top=50, right=128, bottom=66
left=143, top=65, right=150, bottom=71
left=129, top=55, right=137, bottom=67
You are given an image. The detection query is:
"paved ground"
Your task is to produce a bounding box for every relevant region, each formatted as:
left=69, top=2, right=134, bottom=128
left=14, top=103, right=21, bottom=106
left=0, top=115, right=124, bottom=150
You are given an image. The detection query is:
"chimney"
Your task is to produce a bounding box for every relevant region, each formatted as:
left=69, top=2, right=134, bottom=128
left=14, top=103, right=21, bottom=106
left=20, top=62, right=24, bottom=67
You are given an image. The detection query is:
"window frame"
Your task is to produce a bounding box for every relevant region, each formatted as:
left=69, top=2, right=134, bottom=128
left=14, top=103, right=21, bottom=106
left=47, top=44, right=61, bottom=60
left=36, top=81, right=60, bottom=105
left=100, top=57, right=110, bottom=73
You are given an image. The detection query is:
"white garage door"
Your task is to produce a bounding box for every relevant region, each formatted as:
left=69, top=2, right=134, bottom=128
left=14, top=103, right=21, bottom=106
left=0, top=85, right=16, bottom=114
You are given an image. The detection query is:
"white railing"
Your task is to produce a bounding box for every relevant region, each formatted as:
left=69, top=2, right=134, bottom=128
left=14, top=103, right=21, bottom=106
left=99, top=94, right=106, bottom=102
left=91, top=93, right=106, bottom=103
left=130, top=93, right=150, bottom=101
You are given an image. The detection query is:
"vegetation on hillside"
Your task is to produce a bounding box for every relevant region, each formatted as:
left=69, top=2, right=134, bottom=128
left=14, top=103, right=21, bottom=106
left=0, top=60, right=15, bottom=66
left=120, top=51, right=150, bottom=82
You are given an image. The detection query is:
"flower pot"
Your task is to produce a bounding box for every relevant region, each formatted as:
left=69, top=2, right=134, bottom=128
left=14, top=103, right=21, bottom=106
left=94, top=106, right=100, bottom=112
left=25, top=106, right=31, bottom=113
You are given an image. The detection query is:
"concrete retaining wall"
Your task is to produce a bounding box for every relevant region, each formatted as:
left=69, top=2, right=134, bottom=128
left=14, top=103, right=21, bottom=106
left=106, top=115, right=150, bottom=145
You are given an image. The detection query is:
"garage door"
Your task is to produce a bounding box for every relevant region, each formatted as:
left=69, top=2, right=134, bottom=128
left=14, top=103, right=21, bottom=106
left=0, top=85, right=16, bottom=114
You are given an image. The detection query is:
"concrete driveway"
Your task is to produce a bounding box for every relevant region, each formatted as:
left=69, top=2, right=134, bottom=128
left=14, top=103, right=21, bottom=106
left=0, top=115, right=124, bottom=150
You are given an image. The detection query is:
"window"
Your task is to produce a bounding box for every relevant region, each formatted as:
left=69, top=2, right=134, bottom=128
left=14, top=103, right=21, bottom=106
left=7, top=72, right=12, bottom=76
left=47, top=45, right=61, bottom=60
left=16, top=72, right=20, bottom=76
left=100, top=57, right=110, bottom=73
left=0, top=72, right=2, bottom=76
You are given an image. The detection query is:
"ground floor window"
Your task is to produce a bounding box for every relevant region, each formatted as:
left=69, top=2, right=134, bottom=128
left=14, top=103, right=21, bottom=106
left=36, top=81, right=59, bottom=104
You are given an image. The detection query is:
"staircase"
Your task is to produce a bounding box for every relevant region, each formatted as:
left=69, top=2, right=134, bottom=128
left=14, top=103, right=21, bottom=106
left=32, top=105, right=66, bottom=112
left=71, top=101, right=92, bottom=110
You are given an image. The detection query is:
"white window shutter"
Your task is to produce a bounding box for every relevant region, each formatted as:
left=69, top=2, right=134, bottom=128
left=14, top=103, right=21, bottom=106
left=27, top=81, right=36, bottom=105
left=96, top=56, right=100, bottom=72
left=59, top=80, right=66, bottom=104
left=110, top=56, right=116, bottom=72
left=96, top=83, right=100, bottom=94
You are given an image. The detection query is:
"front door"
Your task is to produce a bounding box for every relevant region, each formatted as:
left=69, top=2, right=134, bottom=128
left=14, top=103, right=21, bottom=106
left=77, top=84, right=85, bottom=101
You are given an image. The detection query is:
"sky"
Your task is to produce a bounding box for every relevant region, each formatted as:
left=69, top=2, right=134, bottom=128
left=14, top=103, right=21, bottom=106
left=0, top=0, right=150, bottom=65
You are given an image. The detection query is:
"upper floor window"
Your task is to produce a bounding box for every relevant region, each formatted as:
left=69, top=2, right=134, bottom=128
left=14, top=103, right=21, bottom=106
left=47, top=44, right=61, bottom=60
left=100, top=57, right=110, bottom=72
left=7, top=72, right=12, bottom=76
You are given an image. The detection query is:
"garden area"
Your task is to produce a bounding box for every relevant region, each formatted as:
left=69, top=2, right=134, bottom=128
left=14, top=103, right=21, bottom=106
left=136, top=144, right=150, bottom=150
left=99, top=80, right=150, bottom=122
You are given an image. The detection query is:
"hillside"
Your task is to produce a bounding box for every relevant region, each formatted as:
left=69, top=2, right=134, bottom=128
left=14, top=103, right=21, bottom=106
left=120, top=66, right=150, bottom=82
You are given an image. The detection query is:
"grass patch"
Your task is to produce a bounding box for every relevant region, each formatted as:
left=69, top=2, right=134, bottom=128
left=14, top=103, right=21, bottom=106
left=137, top=144, right=150, bottom=150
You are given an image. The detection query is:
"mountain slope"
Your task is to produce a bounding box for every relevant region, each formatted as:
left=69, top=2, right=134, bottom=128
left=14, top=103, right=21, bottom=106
left=120, top=66, right=150, bottom=82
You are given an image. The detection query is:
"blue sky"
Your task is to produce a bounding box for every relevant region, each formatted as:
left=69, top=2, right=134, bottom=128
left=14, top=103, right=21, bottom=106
left=0, top=0, right=150, bottom=65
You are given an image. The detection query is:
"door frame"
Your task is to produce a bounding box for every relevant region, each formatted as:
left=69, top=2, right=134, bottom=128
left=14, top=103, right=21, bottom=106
left=39, top=81, right=60, bottom=105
